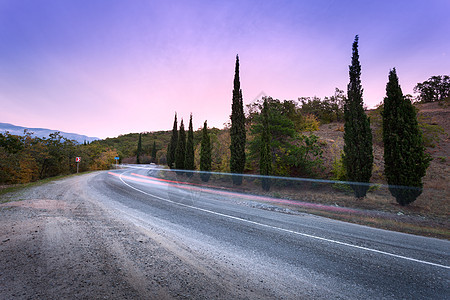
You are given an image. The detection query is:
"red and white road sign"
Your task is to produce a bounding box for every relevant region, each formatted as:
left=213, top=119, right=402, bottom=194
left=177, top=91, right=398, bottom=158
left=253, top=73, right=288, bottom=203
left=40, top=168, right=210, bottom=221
left=75, top=157, right=81, bottom=163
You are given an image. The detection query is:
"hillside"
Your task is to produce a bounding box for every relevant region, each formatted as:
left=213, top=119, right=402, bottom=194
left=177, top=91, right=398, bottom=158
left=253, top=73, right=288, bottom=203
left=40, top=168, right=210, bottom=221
left=93, top=128, right=219, bottom=165
left=315, top=101, right=449, bottom=217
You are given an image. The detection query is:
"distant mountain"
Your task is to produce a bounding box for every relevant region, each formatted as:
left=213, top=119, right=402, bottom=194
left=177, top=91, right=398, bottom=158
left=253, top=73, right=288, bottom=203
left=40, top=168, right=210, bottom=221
left=0, top=122, right=100, bottom=144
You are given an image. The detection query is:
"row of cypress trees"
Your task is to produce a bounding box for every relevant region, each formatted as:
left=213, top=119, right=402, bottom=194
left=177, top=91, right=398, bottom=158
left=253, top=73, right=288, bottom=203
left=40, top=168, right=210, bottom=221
left=256, top=35, right=429, bottom=205
left=164, top=39, right=430, bottom=205
left=135, top=134, right=158, bottom=164
left=166, top=113, right=212, bottom=181
left=343, top=35, right=430, bottom=205
left=166, top=114, right=201, bottom=173
left=165, top=55, right=245, bottom=183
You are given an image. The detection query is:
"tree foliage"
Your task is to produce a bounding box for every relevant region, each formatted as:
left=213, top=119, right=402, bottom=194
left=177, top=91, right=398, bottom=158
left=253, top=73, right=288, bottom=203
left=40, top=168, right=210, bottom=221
left=343, top=35, right=373, bottom=198
left=0, top=131, right=117, bottom=184
left=185, top=114, right=195, bottom=172
left=136, top=133, right=142, bottom=164
left=249, top=97, right=323, bottom=178
left=167, top=113, right=178, bottom=169
left=413, top=75, right=450, bottom=103
left=299, top=88, right=345, bottom=124
left=151, top=141, right=157, bottom=163
left=259, top=99, right=272, bottom=190
left=249, top=97, right=296, bottom=170
left=175, top=119, right=186, bottom=170
left=383, top=69, right=431, bottom=206
left=200, top=121, right=212, bottom=182
left=210, top=128, right=230, bottom=173
left=230, top=54, right=246, bottom=185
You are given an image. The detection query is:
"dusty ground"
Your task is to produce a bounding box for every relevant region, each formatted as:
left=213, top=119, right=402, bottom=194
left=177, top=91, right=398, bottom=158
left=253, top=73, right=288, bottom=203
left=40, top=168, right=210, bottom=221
left=0, top=174, right=277, bottom=300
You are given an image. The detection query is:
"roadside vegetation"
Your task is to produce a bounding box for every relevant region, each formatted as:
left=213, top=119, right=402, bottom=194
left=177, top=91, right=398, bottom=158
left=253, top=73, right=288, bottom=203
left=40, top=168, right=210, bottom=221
left=0, top=131, right=117, bottom=184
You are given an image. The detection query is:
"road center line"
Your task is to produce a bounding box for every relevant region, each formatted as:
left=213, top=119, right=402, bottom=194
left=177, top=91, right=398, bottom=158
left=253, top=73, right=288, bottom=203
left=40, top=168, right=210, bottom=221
left=116, top=170, right=449, bottom=270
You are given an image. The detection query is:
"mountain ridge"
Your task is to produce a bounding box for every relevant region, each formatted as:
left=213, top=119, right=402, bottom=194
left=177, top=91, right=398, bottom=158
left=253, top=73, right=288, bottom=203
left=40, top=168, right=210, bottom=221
left=0, top=122, right=99, bottom=144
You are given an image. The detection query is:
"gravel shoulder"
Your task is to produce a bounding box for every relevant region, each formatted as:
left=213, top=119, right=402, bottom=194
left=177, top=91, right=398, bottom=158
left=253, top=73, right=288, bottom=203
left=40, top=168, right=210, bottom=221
left=0, top=172, right=280, bottom=299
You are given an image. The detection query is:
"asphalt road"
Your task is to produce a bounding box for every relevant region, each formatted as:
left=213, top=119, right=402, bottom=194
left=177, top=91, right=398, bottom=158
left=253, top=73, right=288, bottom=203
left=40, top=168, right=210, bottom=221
left=91, top=165, right=449, bottom=299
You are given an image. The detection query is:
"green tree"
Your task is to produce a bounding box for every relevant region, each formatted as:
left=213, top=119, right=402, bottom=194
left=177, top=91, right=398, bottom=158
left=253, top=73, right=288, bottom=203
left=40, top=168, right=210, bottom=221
left=249, top=99, right=290, bottom=176
left=230, top=54, right=246, bottom=185
left=200, top=121, right=212, bottom=182
left=40, top=132, right=77, bottom=178
left=175, top=119, right=186, bottom=170
left=136, top=133, right=142, bottom=164
left=0, top=131, right=81, bottom=183
left=383, top=68, right=431, bottom=205
left=167, top=113, right=178, bottom=168
left=151, top=141, right=157, bottom=163
left=259, top=99, right=272, bottom=191
left=413, top=75, right=450, bottom=103
left=185, top=114, right=195, bottom=173
left=343, top=35, right=373, bottom=198
left=249, top=97, right=323, bottom=178
left=299, top=88, right=345, bottom=124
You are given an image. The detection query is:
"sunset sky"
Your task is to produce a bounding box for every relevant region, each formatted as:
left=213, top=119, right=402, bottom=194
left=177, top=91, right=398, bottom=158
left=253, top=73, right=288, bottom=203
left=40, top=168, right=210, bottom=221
left=1, top=0, right=449, bottom=139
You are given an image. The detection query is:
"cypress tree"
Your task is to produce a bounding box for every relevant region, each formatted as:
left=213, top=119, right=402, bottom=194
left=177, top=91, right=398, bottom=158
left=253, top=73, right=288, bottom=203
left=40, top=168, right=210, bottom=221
left=343, top=35, right=373, bottom=198
left=136, top=133, right=142, bottom=164
left=175, top=119, right=186, bottom=170
left=200, top=120, right=212, bottom=182
left=151, top=141, right=157, bottom=163
left=383, top=68, right=431, bottom=206
left=260, top=98, right=272, bottom=191
left=167, top=113, right=178, bottom=168
left=230, top=54, right=246, bottom=185
left=185, top=114, right=195, bottom=173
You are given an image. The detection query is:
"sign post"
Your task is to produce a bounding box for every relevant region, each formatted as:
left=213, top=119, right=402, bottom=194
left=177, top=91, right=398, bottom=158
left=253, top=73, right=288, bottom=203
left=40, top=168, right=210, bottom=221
left=114, top=156, right=120, bottom=168
left=75, top=157, right=81, bottom=173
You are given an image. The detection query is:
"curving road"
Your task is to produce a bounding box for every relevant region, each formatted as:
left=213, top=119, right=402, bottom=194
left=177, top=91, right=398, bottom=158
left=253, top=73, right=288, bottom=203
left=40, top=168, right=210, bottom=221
left=96, top=166, right=449, bottom=299
left=1, top=166, right=449, bottom=299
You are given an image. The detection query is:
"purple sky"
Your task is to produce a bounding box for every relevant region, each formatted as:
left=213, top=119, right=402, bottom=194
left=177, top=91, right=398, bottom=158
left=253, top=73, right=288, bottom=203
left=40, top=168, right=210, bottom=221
left=1, top=0, right=449, bottom=138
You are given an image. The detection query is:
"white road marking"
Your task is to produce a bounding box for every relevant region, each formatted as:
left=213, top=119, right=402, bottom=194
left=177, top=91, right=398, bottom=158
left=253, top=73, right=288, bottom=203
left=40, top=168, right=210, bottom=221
left=116, top=170, right=450, bottom=270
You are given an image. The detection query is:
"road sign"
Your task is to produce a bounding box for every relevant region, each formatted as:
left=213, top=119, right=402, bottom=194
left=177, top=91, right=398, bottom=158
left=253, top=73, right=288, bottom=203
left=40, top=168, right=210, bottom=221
left=75, top=157, right=81, bottom=163
left=114, top=157, right=120, bottom=160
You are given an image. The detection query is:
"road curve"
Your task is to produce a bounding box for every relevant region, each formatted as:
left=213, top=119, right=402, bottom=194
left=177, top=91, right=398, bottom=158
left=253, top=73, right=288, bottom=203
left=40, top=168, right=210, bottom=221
left=1, top=167, right=449, bottom=299
left=98, top=166, right=449, bottom=299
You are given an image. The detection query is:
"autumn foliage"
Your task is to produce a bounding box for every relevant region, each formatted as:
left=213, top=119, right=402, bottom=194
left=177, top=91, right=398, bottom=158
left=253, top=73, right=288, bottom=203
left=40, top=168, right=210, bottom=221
left=0, top=131, right=117, bottom=184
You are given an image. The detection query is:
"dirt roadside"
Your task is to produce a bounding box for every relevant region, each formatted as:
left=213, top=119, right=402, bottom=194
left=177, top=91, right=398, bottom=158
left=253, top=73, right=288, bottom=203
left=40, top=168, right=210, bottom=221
left=0, top=173, right=280, bottom=300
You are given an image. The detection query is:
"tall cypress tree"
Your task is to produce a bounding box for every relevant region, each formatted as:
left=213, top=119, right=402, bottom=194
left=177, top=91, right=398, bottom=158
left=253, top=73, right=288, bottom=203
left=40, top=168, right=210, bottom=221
left=136, top=133, right=142, bottom=164
left=230, top=54, right=246, bottom=185
left=383, top=68, right=431, bottom=206
left=260, top=99, right=272, bottom=191
left=200, top=120, right=212, bottom=182
left=185, top=114, right=195, bottom=173
left=151, top=140, right=157, bottom=163
left=175, top=119, right=186, bottom=170
left=343, top=35, right=373, bottom=198
left=167, top=113, right=178, bottom=168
